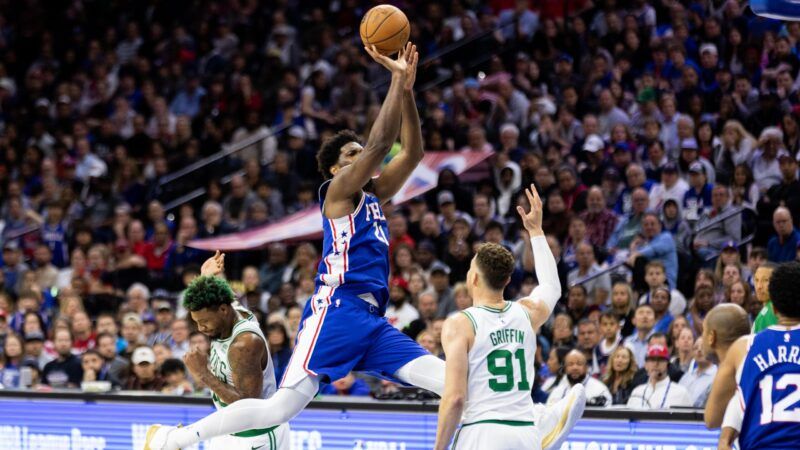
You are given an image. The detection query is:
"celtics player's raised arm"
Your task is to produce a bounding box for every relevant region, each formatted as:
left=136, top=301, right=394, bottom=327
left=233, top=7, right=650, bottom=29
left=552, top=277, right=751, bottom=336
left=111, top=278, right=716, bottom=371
left=705, top=335, right=749, bottom=429
left=373, top=44, right=422, bottom=204
left=515, top=184, right=562, bottom=329
left=434, top=313, right=473, bottom=450
left=324, top=45, right=409, bottom=217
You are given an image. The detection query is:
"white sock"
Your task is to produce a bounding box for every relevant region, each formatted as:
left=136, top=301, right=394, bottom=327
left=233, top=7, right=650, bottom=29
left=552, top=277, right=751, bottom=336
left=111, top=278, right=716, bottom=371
left=168, top=376, right=318, bottom=449
left=393, top=354, right=445, bottom=396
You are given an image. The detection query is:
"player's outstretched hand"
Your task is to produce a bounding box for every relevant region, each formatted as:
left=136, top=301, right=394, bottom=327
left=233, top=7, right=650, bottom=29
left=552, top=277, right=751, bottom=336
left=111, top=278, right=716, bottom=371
left=402, top=42, right=418, bottom=91
left=364, top=43, right=408, bottom=76
left=516, top=184, right=544, bottom=236
left=200, top=250, right=225, bottom=277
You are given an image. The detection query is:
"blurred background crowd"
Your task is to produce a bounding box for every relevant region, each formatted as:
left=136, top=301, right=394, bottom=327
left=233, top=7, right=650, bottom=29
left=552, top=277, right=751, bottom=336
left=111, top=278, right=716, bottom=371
left=0, top=0, right=799, bottom=406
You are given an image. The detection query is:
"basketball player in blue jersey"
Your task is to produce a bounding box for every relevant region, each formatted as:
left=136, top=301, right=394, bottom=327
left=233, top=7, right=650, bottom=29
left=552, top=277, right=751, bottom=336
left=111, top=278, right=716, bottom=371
left=705, top=261, right=800, bottom=450
left=145, top=42, right=584, bottom=450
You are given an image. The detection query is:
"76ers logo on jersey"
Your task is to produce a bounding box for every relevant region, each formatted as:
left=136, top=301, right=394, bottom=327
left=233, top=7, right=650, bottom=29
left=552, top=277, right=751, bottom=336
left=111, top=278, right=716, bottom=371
left=365, top=201, right=389, bottom=246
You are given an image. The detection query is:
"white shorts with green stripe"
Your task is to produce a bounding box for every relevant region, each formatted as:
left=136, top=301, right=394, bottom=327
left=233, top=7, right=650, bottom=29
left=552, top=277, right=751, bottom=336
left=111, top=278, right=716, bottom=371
left=452, top=420, right=540, bottom=450
left=206, top=423, right=290, bottom=450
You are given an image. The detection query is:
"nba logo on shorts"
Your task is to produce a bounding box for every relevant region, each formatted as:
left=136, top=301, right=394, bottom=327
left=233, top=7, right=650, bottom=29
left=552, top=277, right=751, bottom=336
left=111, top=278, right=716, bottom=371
left=750, top=0, right=800, bottom=20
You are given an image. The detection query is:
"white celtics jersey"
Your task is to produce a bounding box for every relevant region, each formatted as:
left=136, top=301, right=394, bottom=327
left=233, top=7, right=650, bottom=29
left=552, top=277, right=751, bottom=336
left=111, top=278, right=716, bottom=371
left=209, top=304, right=276, bottom=410
left=461, top=301, right=536, bottom=424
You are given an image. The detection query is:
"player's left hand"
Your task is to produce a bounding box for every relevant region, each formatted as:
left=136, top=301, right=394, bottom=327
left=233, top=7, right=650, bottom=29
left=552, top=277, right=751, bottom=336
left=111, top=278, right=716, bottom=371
left=401, top=42, right=418, bottom=91
left=200, top=250, right=225, bottom=277
left=364, top=44, right=408, bottom=76
left=183, top=346, right=210, bottom=377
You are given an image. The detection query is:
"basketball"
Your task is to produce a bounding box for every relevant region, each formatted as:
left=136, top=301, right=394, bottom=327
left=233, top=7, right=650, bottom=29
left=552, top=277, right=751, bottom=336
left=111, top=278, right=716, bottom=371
left=359, top=4, right=410, bottom=56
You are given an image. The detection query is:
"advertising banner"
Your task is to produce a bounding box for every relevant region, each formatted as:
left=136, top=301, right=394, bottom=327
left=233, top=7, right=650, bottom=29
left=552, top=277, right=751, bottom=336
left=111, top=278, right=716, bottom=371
left=0, top=397, right=721, bottom=450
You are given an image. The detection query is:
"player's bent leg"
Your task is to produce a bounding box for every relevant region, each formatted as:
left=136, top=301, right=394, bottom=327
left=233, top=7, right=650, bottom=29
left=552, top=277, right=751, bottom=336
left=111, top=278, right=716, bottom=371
left=393, top=354, right=445, bottom=396
left=535, top=384, right=586, bottom=450
left=452, top=423, right=541, bottom=450
left=145, top=376, right=318, bottom=450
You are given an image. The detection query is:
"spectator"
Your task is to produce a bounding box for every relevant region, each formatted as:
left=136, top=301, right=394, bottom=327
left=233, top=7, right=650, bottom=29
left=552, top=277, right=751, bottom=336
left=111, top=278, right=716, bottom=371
left=23, top=331, right=52, bottom=370
left=149, top=298, right=175, bottom=346
left=95, top=332, right=129, bottom=386
left=81, top=349, right=119, bottom=388
left=624, top=304, right=656, bottom=368
left=0, top=333, right=24, bottom=388
left=266, top=323, right=292, bottom=384
left=628, top=212, right=678, bottom=290
left=547, top=349, right=612, bottom=407
left=687, top=286, right=715, bottom=337
left=768, top=207, right=800, bottom=262
left=70, top=310, right=96, bottom=354
left=716, top=120, right=755, bottom=184
left=1, top=241, right=29, bottom=295
left=758, top=151, right=800, bottom=229
left=638, top=261, right=687, bottom=318
left=682, top=161, right=714, bottom=224
left=692, top=185, right=742, bottom=262
left=386, top=277, right=420, bottom=331
left=541, top=346, right=570, bottom=394
left=610, top=282, right=636, bottom=338
left=579, top=187, right=618, bottom=249
left=607, top=188, right=648, bottom=251
left=626, top=344, right=692, bottom=409
left=42, top=328, right=82, bottom=388
left=594, top=312, right=622, bottom=376
left=671, top=327, right=696, bottom=374
left=169, top=319, right=191, bottom=359
left=649, top=163, right=689, bottom=213
left=160, top=358, right=193, bottom=395
left=404, top=291, right=438, bottom=340
left=751, top=127, right=786, bottom=192
left=125, top=346, right=164, bottom=391
left=604, top=346, right=638, bottom=405
left=568, top=242, right=611, bottom=306
left=678, top=337, right=717, bottom=408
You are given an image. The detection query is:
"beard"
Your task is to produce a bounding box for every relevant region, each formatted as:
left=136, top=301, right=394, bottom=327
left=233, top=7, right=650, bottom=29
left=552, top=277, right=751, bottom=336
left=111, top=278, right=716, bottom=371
left=567, top=373, right=586, bottom=385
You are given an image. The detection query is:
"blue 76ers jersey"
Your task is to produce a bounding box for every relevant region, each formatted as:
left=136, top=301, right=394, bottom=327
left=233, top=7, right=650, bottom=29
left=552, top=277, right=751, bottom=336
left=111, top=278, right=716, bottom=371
left=737, top=325, right=800, bottom=450
left=315, top=180, right=391, bottom=310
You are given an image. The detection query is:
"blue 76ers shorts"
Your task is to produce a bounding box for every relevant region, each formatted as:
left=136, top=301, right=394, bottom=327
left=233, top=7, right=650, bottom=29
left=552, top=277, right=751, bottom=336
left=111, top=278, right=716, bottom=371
left=280, top=286, right=429, bottom=388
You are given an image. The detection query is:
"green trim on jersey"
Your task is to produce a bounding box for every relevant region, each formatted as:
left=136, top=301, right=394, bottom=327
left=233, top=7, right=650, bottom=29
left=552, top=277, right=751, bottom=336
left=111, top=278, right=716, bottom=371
left=462, top=311, right=478, bottom=333
left=232, top=424, right=278, bottom=438
left=462, top=419, right=535, bottom=427
left=476, top=302, right=512, bottom=313
left=452, top=427, right=462, bottom=449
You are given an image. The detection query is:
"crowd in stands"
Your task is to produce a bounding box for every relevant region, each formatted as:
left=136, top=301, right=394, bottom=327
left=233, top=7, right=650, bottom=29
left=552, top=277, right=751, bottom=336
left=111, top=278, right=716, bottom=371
left=0, top=0, right=799, bottom=409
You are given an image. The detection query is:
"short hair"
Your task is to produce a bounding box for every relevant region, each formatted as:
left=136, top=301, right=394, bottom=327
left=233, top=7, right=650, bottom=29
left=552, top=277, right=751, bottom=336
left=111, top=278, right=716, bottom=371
left=160, top=358, right=186, bottom=376
left=599, top=311, right=619, bottom=323
left=317, top=130, right=361, bottom=179
left=769, top=262, right=800, bottom=319
left=82, top=349, right=101, bottom=359
left=96, top=332, right=116, bottom=344
left=645, top=260, right=665, bottom=272
left=577, top=318, right=598, bottom=330
left=647, top=332, right=667, bottom=344
left=183, top=276, right=236, bottom=311
left=474, top=243, right=515, bottom=291
left=750, top=247, right=768, bottom=261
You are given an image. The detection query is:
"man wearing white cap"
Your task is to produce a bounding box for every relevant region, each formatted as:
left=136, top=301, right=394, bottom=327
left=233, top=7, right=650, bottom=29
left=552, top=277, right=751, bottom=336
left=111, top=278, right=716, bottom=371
left=126, top=346, right=164, bottom=391
left=580, top=134, right=607, bottom=187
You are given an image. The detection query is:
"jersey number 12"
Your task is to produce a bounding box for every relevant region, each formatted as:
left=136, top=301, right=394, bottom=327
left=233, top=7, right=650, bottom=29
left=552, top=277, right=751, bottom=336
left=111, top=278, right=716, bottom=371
left=487, top=349, right=531, bottom=392
left=759, top=374, right=800, bottom=424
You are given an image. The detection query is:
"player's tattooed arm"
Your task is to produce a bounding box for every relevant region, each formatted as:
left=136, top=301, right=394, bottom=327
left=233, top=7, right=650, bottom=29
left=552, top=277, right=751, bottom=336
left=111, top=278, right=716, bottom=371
left=704, top=336, right=748, bottom=428
left=434, top=314, right=473, bottom=450
left=325, top=44, right=409, bottom=218
left=373, top=43, right=422, bottom=204
left=185, top=332, right=266, bottom=405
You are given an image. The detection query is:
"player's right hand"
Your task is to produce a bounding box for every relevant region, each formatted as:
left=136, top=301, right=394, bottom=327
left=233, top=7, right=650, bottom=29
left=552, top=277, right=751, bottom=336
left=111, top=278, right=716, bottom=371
left=364, top=43, right=408, bottom=76
left=516, top=184, right=544, bottom=235
left=401, top=42, right=418, bottom=91
left=200, top=250, right=225, bottom=277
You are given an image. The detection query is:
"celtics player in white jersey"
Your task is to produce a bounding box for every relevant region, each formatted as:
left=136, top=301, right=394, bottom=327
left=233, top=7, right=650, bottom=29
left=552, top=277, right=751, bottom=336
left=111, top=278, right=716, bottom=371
left=177, top=252, right=289, bottom=450
left=435, top=185, right=585, bottom=450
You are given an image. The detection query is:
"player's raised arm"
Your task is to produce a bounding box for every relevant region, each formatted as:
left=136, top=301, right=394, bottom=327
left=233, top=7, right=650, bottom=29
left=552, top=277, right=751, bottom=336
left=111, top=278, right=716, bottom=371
left=434, top=313, right=473, bottom=450
left=372, top=43, right=423, bottom=204
left=516, top=184, right=562, bottom=329
left=705, top=336, right=748, bottom=428
left=325, top=44, right=408, bottom=213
